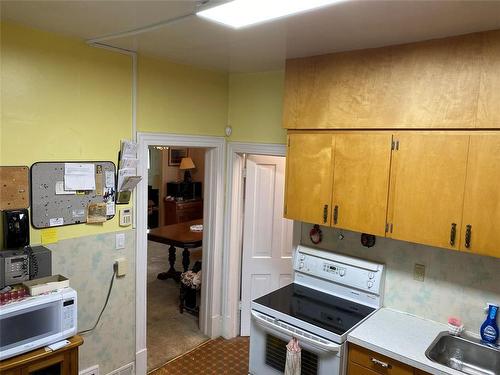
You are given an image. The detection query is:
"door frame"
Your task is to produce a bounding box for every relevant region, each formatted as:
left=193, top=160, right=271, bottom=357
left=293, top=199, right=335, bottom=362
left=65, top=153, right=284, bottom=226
left=222, top=142, right=291, bottom=339
left=136, top=132, right=225, bottom=375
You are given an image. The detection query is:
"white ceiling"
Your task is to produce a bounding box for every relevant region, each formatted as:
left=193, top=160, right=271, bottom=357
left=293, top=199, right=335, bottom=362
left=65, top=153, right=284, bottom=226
left=3, top=0, right=500, bottom=72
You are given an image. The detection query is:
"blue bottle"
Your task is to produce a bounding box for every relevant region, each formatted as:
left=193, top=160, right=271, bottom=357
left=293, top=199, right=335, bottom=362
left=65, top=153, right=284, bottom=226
left=480, top=303, right=499, bottom=345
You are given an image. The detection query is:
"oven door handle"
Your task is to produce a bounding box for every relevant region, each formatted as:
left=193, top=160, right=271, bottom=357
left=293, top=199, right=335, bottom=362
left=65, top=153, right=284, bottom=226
left=251, top=310, right=341, bottom=353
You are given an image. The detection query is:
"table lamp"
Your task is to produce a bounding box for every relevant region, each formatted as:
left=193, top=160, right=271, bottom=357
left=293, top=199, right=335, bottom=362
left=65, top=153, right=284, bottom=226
left=179, top=157, right=195, bottom=183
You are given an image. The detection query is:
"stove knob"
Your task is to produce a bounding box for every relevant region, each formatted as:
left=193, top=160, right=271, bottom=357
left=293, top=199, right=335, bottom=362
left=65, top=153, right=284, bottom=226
left=299, top=262, right=304, bottom=269
left=367, top=281, right=374, bottom=289
left=368, top=272, right=375, bottom=279
left=339, top=269, right=345, bottom=277
left=300, top=254, right=306, bottom=261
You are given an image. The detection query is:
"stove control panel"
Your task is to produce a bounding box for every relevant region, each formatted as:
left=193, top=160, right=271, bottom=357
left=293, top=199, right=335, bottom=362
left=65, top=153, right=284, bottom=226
left=294, top=246, right=385, bottom=296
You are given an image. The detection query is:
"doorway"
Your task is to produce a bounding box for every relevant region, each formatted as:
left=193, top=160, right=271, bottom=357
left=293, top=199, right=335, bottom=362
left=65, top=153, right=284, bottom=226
left=222, top=143, right=296, bottom=339
left=136, top=133, right=225, bottom=375
left=146, top=145, right=208, bottom=371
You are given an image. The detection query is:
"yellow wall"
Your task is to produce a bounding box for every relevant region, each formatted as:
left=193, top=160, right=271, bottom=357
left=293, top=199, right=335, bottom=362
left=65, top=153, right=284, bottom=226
left=1, top=22, right=287, bottom=243
left=1, top=22, right=133, bottom=242
left=137, top=55, right=228, bottom=135
left=228, top=71, right=286, bottom=144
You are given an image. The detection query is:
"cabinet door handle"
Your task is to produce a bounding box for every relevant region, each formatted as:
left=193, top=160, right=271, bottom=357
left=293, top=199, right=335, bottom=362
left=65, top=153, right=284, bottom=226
left=450, top=223, right=457, bottom=246
left=465, top=224, right=472, bottom=249
left=323, top=205, right=328, bottom=224
left=333, top=205, right=339, bottom=225
left=371, top=358, right=391, bottom=369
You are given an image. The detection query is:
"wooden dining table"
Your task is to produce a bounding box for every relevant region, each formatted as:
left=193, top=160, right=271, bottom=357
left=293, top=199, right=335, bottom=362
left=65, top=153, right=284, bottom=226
left=148, top=219, right=203, bottom=282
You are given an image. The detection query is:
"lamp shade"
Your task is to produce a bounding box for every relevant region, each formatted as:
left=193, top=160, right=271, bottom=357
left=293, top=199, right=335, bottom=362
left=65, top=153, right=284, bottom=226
left=179, top=157, right=195, bottom=170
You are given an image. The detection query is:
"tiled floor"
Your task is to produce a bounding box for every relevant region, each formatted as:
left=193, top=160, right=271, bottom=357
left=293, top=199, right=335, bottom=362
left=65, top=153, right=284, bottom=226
left=149, top=337, right=250, bottom=375
left=147, top=240, right=208, bottom=371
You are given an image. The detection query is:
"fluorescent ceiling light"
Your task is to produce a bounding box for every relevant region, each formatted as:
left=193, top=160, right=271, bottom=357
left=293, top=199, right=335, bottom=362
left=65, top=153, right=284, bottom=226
left=197, top=0, right=342, bottom=29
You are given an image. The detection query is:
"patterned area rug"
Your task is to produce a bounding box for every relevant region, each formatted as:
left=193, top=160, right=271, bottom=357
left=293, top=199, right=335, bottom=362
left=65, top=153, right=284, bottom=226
left=149, top=337, right=249, bottom=375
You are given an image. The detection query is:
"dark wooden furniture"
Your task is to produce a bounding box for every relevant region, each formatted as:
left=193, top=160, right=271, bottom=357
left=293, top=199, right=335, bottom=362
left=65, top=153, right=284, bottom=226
left=164, top=198, right=203, bottom=225
left=148, top=219, right=203, bottom=282
left=0, top=335, right=83, bottom=375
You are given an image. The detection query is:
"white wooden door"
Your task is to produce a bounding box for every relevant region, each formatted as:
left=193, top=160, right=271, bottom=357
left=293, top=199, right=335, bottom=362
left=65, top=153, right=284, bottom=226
left=240, top=155, right=294, bottom=336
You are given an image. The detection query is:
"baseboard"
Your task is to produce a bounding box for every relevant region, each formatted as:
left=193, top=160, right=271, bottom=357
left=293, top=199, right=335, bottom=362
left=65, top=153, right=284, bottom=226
left=135, top=348, right=147, bottom=375
left=105, top=362, right=135, bottom=375
left=210, top=314, right=222, bottom=338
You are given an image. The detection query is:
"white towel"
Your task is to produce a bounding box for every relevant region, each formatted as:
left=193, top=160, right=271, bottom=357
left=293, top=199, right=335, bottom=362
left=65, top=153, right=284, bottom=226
left=284, top=338, right=301, bottom=375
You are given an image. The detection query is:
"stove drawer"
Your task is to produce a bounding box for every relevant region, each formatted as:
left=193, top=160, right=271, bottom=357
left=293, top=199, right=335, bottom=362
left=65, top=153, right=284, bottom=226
left=348, top=344, right=413, bottom=375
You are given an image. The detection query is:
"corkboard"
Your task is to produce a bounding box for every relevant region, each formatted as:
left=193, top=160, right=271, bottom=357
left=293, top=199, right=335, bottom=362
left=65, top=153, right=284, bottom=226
left=30, top=161, right=116, bottom=228
left=0, top=166, right=30, bottom=210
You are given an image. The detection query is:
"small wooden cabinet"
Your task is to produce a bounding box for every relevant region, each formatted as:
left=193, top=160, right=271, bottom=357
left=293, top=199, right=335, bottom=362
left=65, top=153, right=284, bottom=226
left=284, top=133, right=334, bottom=225
left=0, top=336, right=83, bottom=375
left=387, top=132, right=470, bottom=250
left=331, top=133, right=392, bottom=236
left=164, top=198, right=203, bottom=225
left=460, top=134, right=500, bottom=256
left=348, top=344, right=430, bottom=375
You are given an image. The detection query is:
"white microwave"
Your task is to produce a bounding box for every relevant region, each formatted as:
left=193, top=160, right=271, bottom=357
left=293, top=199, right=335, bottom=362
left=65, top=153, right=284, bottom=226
left=0, top=287, right=77, bottom=360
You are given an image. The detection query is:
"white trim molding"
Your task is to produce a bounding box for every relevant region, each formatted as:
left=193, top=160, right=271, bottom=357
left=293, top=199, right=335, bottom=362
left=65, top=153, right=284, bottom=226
left=222, top=142, right=286, bottom=339
left=135, top=132, right=225, bottom=375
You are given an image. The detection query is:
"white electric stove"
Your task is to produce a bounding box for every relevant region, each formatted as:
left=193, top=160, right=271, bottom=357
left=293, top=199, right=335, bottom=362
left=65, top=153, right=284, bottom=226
left=249, top=245, right=385, bottom=375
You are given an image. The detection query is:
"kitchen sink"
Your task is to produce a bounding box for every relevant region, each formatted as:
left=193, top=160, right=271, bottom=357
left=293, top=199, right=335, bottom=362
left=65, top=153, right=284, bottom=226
left=425, top=332, right=500, bottom=375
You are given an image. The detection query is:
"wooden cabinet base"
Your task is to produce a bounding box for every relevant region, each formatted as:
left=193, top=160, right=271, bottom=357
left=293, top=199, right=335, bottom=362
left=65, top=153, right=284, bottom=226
left=348, top=344, right=431, bottom=375
left=0, top=336, right=83, bottom=375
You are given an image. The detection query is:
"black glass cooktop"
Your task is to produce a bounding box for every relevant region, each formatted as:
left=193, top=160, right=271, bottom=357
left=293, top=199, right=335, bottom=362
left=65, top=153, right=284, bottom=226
left=253, top=283, right=375, bottom=336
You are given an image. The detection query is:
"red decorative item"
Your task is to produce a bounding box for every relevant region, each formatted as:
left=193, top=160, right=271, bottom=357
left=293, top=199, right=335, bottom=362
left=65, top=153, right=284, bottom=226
left=309, top=224, right=323, bottom=244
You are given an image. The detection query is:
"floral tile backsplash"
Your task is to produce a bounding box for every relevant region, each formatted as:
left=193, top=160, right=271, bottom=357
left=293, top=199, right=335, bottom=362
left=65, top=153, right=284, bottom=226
left=47, top=230, right=136, bottom=375
left=300, top=224, right=500, bottom=334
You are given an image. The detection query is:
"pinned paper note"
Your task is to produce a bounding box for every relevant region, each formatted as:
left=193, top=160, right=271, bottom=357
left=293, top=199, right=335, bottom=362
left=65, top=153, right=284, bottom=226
left=55, top=181, right=76, bottom=195
left=64, top=163, right=96, bottom=190
left=105, top=171, right=115, bottom=188
left=41, top=228, right=58, bottom=244
left=49, top=217, right=64, bottom=227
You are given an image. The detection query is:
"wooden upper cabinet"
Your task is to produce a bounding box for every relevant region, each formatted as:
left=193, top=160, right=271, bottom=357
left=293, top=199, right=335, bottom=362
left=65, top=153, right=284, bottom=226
left=460, top=134, right=500, bottom=256
left=387, top=133, right=469, bottom=250
left=284, top=133, right=334, bottom=225
left=282, top=56, right=331, bottom=129
left=331, top=133, right=392, bottom=236
left=477, top=30, right=500, bottom=129
left=282, top=30, right=500, bottom=130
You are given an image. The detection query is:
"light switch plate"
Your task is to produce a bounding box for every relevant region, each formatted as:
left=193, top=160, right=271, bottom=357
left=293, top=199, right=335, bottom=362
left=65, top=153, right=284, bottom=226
left=414, top=263, right=425, bottom=282
left=115, top=233, right=125, bottom=250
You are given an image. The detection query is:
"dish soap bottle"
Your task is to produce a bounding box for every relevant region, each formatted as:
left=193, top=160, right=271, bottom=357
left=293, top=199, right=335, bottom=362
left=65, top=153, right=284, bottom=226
left=480, top=303, right=499, bottom=345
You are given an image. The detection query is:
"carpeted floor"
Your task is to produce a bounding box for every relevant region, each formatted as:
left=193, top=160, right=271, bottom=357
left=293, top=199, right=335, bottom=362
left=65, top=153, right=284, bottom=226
left=149, top=337, right=250, bottom=375
left=147, top=240, right=209, bottom=372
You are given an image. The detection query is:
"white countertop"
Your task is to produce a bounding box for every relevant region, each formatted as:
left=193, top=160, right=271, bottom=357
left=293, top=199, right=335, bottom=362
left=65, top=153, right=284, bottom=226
left=347, top=308, right=466, bottom=375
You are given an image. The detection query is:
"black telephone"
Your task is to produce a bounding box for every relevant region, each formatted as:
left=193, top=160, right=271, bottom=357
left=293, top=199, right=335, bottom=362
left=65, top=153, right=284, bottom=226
left=3, top=209, right=30, bottom=249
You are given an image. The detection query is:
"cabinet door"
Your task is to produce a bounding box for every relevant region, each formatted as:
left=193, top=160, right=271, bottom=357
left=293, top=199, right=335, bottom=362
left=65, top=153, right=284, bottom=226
left=387, top=133, right=469, bottom=250
left=460, top=135, right=500, bottom=256
left=332, top=133, right=393, bottom=236
left=285, top=133, right=334, bottom=225
left=282, top=57, right=331, bottom=129
left=348, top=362, right=380, bottom=375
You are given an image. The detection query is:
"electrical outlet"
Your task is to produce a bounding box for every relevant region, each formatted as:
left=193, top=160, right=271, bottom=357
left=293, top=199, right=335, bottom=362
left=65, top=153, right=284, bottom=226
left=115, top=233, right=125, bottom=250
left=115, top=257, right=128, bottom=277
left=414, top=263, right=425, bottom=282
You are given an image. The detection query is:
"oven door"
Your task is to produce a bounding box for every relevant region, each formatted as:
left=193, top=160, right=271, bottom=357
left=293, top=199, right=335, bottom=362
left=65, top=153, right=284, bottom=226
left=249, top=310, right=344, bottom=375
